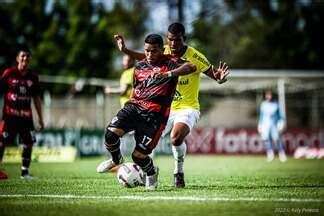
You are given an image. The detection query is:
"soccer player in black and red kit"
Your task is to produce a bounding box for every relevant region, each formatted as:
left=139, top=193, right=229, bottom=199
left=0, top=47, right=44, bottom=180
left=97, top=34, right=196, bottom=190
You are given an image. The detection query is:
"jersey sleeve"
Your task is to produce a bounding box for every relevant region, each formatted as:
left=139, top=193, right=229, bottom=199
left=189, top=47, right=211, bottom=73
left=120, top=68, right=134, bottom=86
left=166, top=56, right=187, bottom=71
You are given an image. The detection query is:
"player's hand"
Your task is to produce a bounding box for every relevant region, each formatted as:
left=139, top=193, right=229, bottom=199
left=114, top=34, right=126, bottom=52
left=277, top=120, right=286, bottom=133
left=37, top=119, right=44, bottom=131
left=152, top=72, right=167, bottom=79
left=257, top=125, right=262, bottom=134
left=213, top=61, right=230, bottom=83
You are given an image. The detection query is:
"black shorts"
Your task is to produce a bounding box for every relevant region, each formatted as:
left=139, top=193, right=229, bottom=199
left=0, top=117, right=36, bottom=146
left=108, top=103, right=168, bottom=155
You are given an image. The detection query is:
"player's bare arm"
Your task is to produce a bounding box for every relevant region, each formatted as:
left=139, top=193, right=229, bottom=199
left=204, top=61, right=230, bottom=84
left=114, top=34, right=145, bottom=60
left=154, top=62, right=196, bottom=79
left=32, top=95, right=44, bottom=130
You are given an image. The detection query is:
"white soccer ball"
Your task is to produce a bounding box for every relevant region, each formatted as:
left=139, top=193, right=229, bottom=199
left=117, top=163, right=144, bottom=188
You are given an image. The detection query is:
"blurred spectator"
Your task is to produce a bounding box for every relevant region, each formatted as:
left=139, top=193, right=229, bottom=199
left=105, top=54, right=135, bottom=108
left=0, top=47, right=44, bottom=180
left=258, top=90, right=287, bottom=162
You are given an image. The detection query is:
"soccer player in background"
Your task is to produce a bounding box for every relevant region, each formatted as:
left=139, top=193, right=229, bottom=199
left=258, top=90, right=287, bottom=162
left=112, top=23, right=229, bottom=188
left=97, top=34, right=196, bottom=190
left=0, top=47, right=44, bottom=180
left=105, top=54, right=135, bottom=108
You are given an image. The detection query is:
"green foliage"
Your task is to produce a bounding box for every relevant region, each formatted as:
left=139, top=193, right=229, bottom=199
left=0, top=0, right=148, bottom=94
left=191, top=0, right=324, bottom=69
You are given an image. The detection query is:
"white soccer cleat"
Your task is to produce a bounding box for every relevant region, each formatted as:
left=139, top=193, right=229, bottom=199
left=145, top=167, right=159, bottom=190
left=96, top=158, right=124, bottom=173
left=20, top=173, right=34, bottom=180
left=279, top=151, right=287, bottom=162
left=266, top=150, right=274, bottom=162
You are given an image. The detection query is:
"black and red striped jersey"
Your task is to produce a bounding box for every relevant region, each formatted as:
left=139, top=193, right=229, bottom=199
left=0, top=66, right=40, bottom=120
left=128, top=55, right=184, bottom=114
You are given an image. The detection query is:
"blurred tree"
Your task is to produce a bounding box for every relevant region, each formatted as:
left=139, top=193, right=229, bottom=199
left=0, top=0, right=148, bottom=93
left=191, top=0, right=324, bottom=69
left=0, top=0, right=49, bottom=69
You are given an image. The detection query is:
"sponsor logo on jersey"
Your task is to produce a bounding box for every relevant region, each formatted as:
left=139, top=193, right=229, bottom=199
left=153, top=67, right=160, bottom=72
left=19, top=86, right=27, bottom=94
left=111, top=117, right=118, bottom=124
left=173, top=90, right=182, bottom=101
left=178, top=78, right=189, bottom=85
left=2, top=131, right=9, bottom=138
left=193, top=53, right=210, bottom=66
left=27, top=80, right=33, bottom=87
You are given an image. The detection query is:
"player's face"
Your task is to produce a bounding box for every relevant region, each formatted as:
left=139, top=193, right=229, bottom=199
left=16, top=51, right=31, bottom=71
left=265, top=91, right=273, bottom=101
left=167, top=32, right=185, bottom=55
left=144, top=43, right=163, bottom=65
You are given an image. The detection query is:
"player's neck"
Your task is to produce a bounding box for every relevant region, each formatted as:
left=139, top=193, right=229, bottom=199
left=173, top=46, right=187, bottom=57
left=17, top=65, right=28, bottom=75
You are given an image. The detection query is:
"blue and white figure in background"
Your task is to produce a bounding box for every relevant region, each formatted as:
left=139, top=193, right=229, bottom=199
left=258, top=90, right=287, bottom=162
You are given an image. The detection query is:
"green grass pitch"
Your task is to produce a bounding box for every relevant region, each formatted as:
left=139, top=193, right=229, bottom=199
left=0, top=155, right=323, bottom=216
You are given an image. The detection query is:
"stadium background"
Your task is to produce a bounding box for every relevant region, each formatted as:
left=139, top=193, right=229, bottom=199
left=1, top=0, right=323, bottom=160
left=0, top=1, right=323, bottom=215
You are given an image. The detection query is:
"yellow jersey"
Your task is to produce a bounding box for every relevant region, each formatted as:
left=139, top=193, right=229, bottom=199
left=119, top=67, right=134, bottom=107
left=164, top=45, right=211, bottom=111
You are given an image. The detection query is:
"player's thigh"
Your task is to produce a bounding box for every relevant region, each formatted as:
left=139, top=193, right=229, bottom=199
left=162, top=112, right=175, bottom=137
left=18, top=120, right=36, bottom=145
left=171, top=109, right=200, bottom=136
left=107, top=104, right=137, bottom=134
left=19, top=129, right=36, bottom=145
left=134, top=116, right=166, bottom=155
left=270, top=126, right=280, bottom=142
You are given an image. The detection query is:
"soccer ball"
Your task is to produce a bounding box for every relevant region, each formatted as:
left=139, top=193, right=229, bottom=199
left=117, top=163, right=145, bottom=188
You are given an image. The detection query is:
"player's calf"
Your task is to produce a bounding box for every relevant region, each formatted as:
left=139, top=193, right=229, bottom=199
left=104, top=129, right=122, bottom=164
left=132, top=153, right=158, bottom=190
left=174, top=172, right=185, bottom=188
left=97, top=129, right=124, bottom=173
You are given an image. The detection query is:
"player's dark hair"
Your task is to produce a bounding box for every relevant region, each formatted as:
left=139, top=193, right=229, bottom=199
left=168, top=22, right=186, bottom=40
left=144, top=34, right=164, bottom=49
left=16, top=46, right=31, bottom=56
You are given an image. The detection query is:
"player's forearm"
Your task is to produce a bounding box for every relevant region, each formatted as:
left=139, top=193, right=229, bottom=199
left=203, top=66, right=227, bottom=84
left=33, top=96, right=44, bottom=122
left=123, top=48, right=145, bottom=60
left=203, top=67, right=216, bottom=80
left=167, top=62, right=196, bottom=77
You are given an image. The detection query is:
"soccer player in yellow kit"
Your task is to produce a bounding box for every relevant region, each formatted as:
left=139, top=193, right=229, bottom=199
left=105, top=54, right=135, bottom=108
left=114, top=23, right=229, bottom=188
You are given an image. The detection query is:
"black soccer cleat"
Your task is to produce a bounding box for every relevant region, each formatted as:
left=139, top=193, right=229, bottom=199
left=174, top=172, right=185, bottom=188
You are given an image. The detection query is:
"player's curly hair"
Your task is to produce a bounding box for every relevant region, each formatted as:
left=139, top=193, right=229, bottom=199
left=168, top=22, right=186, bottom=40
left=144, top=34, right=164, bottom=49
left=168, top=22, right=185, bottom=35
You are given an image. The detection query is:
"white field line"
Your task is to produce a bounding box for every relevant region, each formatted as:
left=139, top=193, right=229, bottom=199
left=0, top=194, right=322, bottom=203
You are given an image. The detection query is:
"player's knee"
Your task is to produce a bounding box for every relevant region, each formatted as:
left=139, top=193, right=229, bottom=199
left=22, top=144, right=33, bottom=149
left=170, top=132, right=185, bottom=146
left=132, top=150, right=146, bottom=159
left=105, top=129, right=120, bottom=145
